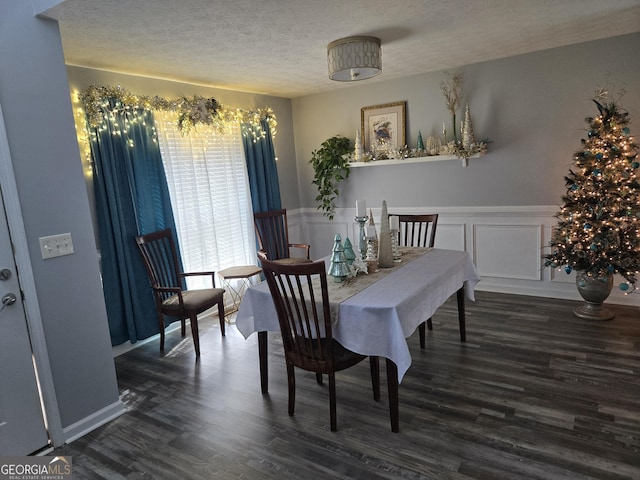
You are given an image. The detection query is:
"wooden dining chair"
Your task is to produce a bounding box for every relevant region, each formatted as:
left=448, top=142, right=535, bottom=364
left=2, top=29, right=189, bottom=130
left=260, top=257, right=380, bottom=431
left=135, top=228, right=225, bottom=357
left=396, top=213, right=439, bottom=249
left=253, top=209, right=311, bottom=263
left=395, top=214, right=439, bottom=348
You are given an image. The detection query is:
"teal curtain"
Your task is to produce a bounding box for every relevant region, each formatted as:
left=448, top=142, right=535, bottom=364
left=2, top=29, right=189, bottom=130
left=242, top=120, right=281, bottom=213
left=89, top=103, right=179, bottom=345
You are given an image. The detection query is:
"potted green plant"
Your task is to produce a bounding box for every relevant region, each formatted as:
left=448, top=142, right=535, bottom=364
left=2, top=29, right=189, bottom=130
left=310, top=135, right=353, bottom=220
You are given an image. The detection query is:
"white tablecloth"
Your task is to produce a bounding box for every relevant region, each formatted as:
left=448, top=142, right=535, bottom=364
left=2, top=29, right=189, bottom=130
left=235, top=248, right=480, bottom=382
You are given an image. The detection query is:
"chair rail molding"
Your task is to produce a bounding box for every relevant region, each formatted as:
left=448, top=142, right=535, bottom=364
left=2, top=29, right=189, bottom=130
left=295, top=205, right=638, bottom=307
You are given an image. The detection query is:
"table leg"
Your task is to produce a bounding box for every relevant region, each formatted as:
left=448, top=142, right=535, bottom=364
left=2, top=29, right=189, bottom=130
left=457, top=286, right=466, bottom=342
left=385, top=358, right=399, bottom=433
left=258, top=331, right=268, bottom=394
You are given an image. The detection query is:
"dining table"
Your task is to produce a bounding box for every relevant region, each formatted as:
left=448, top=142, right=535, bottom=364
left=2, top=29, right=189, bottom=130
left=235, top=247, right=481, bottom=432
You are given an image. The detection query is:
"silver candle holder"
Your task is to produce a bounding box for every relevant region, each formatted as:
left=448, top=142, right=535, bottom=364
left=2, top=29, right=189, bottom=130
left=355, top=216, right=368, bottom=260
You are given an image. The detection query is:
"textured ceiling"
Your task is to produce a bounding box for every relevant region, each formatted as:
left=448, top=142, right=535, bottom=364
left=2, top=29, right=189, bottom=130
left=44, top=0, right=640, bottom=99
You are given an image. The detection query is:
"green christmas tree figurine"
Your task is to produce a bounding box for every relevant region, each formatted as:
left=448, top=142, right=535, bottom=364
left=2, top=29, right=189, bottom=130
left=417, top=131, right=425, bottom=151
left=544, top=90, right=640, bottom=298
left=328, top=234, right=350, bottom=282
left=343, top=237, right=356, bottom=265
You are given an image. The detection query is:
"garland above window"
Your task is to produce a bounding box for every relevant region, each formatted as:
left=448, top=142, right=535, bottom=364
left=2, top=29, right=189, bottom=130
left=78, top=84, right=277, bottom=138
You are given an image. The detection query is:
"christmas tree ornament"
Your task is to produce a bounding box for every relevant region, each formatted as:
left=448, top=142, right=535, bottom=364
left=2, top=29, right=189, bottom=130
left=343, top=237, right=356, bottom=265
left=377, top=201, right=394, bottom=268
left=417, top=131, right=425, bottom=150
left=389, top=215, right=401, bottom=261
left=461, top=103, right=476, bottom=150
left=354, top=129, right=363, bottom=162
left=390, top=230, right=401, bottom=261
left=328, top=234, right=350, bottom=282
left=365, top=210, right=379, bottom=270
left=426, top=136, right=441, bottom=155
left=365, top=237, right=379, bottom=271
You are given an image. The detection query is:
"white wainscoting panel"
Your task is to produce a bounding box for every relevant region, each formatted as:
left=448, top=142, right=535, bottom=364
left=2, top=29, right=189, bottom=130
left=473, top=224, right=542, bottom=280
left=305, top=217, right=350, bottom=259
left=550, top=264, right=578, bottom=284
left=434, top=223, right=466, bottom=251
left=285, top=215, right=304, bottom=244
left=290, top=206, right=639, bottom=307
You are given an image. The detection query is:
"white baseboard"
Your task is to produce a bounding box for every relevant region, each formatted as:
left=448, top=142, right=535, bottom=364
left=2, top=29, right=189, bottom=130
left=62, top=400, right=126, bottom=445
left=111, top=321, right=184, bottom=357
left=111, top=308, right=225, bottom=357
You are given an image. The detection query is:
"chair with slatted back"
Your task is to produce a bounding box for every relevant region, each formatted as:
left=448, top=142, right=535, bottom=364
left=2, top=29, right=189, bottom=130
left=260, top=257, right=380, bottom=431
left=253, top=209, right=311, bottom=263
left=135, top=229, right=225, bottom=357
left=395, top=214, right=439, bottom=348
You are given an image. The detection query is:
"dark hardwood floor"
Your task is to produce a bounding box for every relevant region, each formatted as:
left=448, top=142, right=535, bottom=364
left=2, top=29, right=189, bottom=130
left=54, top=291, right=640, bottom=479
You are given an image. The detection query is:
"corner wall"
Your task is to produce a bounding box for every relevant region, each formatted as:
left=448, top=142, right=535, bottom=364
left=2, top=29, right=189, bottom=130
left=0, top=1, right=122, bottom=440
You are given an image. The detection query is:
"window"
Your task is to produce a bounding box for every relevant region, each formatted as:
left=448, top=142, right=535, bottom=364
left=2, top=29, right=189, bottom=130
left=154, top=111, right=256, bottom=289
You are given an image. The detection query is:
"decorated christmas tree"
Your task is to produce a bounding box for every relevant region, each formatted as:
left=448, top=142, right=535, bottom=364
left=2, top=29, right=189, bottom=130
left=544, top=89, right=640, bottom=293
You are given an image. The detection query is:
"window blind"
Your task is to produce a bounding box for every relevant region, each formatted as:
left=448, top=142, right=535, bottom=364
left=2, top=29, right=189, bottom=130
left=154, top=111, right=256, bottom=290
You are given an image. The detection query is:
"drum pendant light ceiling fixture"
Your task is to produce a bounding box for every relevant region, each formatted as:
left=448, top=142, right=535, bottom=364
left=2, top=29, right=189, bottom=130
left=327, top=36, right=381, bottom=82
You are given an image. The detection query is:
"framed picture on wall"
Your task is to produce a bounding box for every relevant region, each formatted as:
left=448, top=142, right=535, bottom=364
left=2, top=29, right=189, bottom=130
left=361, top=101, right=406, bottom=153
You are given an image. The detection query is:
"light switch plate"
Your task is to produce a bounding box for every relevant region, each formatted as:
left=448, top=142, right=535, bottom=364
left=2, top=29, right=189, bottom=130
left=39, top=233, right=74, bottom=259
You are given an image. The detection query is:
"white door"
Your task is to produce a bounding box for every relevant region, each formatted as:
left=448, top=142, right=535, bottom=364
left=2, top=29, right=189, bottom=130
left=0, top=157, right=49, bottom=453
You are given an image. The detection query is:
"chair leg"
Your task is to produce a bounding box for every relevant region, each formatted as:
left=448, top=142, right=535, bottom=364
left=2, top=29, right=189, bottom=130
left=218, top=301, right=225, bottom=336
left=180, top=318, right=186, bottom=337
left=427, top=317, right=433, bottom=330
left=370, top=356, right=380, bottom=402
left=189, top=314, right=201, bottom=357
left=329, top=373, right=337, bottom=431
left=157, top=314, right=165, bottom=351
left=287, top=364, right=296, bottom=416
left=316, top=373, right=323, bottom=384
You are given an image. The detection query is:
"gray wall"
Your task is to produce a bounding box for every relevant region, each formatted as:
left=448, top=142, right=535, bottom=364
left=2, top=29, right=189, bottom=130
left=0, top=2, right=120, bottom=429
left=66, top=67, right=300, bottom=216
left=291, top=32, right=640, bottom=213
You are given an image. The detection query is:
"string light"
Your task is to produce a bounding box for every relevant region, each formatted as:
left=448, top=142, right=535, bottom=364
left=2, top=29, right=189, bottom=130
left=544, top=93, right=640, bottom=292
left=77, top=84, right=277, bottom=143
left=72, top=85, right=278, bottom=181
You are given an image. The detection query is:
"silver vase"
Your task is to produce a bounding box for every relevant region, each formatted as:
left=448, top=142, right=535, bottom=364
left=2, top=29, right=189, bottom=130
left=574, top=272, right=615, bottom=321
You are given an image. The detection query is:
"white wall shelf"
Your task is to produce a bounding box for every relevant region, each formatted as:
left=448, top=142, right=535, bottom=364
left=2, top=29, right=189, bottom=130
left=349, top=152, right=483, bottom=168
